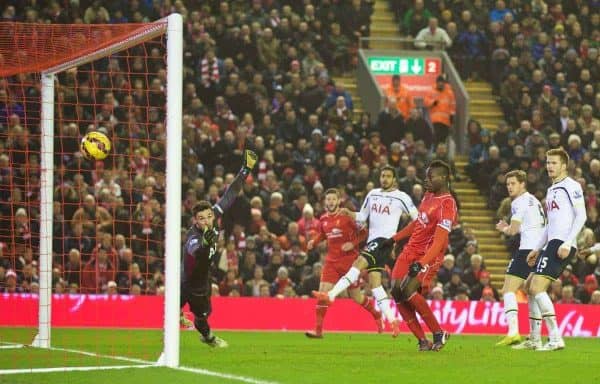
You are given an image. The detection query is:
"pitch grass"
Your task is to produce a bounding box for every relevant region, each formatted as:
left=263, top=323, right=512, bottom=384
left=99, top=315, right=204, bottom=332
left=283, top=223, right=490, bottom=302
left=1, top=327, right=598, bottom=384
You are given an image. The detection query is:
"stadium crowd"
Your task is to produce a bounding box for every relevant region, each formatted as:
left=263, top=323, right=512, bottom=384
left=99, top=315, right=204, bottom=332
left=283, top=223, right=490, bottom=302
left=0, top=0, right=598, bottom=305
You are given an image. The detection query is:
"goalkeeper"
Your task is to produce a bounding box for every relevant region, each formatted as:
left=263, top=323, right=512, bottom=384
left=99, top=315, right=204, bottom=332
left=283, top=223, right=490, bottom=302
left=180, top=147, right=257, bottom=348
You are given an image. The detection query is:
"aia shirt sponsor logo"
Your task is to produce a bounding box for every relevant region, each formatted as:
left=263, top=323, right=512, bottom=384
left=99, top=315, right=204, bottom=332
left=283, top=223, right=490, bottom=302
left=371, top=203, right=390, bottom=215
left=546, top=199, right=560, bottom=211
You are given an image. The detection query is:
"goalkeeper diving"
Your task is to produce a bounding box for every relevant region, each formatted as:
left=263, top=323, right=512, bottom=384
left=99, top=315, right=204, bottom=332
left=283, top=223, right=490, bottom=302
left=180, top=145, right=258, bottom=347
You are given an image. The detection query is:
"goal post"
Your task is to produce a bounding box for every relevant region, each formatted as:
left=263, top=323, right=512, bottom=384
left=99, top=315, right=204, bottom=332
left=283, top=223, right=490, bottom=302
left=1, top=14, right=182, bottom=369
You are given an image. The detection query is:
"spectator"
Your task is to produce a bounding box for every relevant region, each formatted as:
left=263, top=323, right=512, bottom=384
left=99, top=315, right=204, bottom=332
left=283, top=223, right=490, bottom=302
left=576, top=275, right=599, bottom=304
left=444, top=271, right=470, bottom=299
left=470, top=271, right=500, bottom=301
left=80, top=247, right=115, bottom=293
left=414, top=18, right=452, bottom=48
left=437, top=254, right=457, bottom=285
left=426, top=76, right=456, bottom=146
left=403, top=0, right=432, bottom=38
left=462, top=253, right=485, bottom=287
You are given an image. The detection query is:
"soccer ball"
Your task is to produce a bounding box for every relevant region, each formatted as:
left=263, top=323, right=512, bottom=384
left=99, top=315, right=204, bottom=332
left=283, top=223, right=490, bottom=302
left=80, top=131, right=111, bottom=160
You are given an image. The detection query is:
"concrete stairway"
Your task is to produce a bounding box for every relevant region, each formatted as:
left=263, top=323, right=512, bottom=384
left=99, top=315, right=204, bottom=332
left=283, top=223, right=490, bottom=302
left=369, top=1, right=402, bottom=50
left=454, top=156, right=509, bottom=289
left=465, top=80, right=503, bottom=132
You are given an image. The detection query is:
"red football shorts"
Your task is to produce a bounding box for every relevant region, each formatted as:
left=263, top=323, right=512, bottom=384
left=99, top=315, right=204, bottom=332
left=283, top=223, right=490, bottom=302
left=320, top=255, right=360, bottom=289
left=392, top=248, right=441, bottom=293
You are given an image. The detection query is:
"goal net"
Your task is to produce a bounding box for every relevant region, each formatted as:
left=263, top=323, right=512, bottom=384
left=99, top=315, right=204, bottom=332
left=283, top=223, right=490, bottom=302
left=0, top=15, right=182, bottom=373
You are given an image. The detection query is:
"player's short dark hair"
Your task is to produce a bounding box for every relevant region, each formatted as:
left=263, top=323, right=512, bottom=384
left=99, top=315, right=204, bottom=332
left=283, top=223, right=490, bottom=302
left=193, top=201, right=213, bottom=216
left=325, top=188, right=339, bottom=196
left=505, top=170, right=527, bottom=183
left=380, top=165, right=397, bottom=179
left=428, top=160, right=450, bottom=178
left=546, top=148, right=570, bottom=165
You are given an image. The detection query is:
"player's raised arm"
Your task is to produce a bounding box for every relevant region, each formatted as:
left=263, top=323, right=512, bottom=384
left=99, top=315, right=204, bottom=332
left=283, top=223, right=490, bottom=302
left=213, top=147, right=257, bottom=217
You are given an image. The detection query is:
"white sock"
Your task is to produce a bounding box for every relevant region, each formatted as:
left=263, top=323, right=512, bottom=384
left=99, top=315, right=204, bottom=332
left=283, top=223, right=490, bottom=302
left=372, top=286, right=396, bottom=323
left=503, top=292, right=519, bottom=336
left=527, top=295, right=542, bottom=342
left=535, top=292, right=560, bottom=341
left=328, top=267, right=360, bottom=301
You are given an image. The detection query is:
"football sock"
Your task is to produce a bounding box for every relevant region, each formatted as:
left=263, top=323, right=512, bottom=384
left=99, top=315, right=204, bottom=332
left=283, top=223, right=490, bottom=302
left=396, top=301, right=425, bottom=340
left=372, top=286, right=396, bottom=323
left=528, top=294, right=542, bottom=341
left=503, top=292, right=519, bottom=336
left=361, top=296, right=381, bottom=319
left=328, top=267, right=360, bottom=301
left=407, top=293, right=442, bottom=333
left=315, top=299, right=329, bottom=334
left=194, top=315, right=211, bottom=340
left=535, top=292, right=560, bottom=341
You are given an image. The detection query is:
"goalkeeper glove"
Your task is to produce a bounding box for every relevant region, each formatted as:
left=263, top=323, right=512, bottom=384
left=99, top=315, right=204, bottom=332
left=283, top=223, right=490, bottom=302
left=408, top=262, right=423, bottom=278
left=240, top=148, right=258, bottom=177
left=202, top=226, right=219, bottom=246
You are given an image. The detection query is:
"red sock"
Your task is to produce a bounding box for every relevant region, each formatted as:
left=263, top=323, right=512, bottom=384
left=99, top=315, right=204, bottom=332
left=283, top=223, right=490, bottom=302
left=315, top=299, right=329, bottom=334
left=361, top=296, right=381, bottom=320
left=407, top=293, right=441, bottom=333
left=396, top=301, right=425, bottom=340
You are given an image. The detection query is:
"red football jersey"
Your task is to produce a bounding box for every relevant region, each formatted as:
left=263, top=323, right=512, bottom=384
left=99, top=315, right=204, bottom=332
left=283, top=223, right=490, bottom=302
left=313, top=212, right=364, bottom=264
left=404, top=192, right=457, bottom=256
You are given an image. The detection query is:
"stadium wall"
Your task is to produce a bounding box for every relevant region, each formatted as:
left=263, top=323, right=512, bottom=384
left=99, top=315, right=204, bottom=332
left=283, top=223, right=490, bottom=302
left=2, top=294, right=598, bottom=337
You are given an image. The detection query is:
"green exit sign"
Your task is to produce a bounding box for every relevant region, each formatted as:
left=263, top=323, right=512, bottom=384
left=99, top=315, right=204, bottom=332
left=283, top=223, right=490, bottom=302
left=368, top=57, right=425, bottom=75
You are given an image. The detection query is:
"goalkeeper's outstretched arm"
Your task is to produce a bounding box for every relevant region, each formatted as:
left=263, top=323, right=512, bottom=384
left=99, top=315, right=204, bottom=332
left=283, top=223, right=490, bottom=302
left=213, top=148, right=257, bottom=217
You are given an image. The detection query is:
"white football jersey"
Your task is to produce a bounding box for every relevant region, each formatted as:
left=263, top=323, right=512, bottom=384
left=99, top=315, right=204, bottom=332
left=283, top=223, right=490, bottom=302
left=356, top=188, right=418, bottom=242
left=545, top=177, right=585, bottom=243
left=511, top=192, right=546, bottom=250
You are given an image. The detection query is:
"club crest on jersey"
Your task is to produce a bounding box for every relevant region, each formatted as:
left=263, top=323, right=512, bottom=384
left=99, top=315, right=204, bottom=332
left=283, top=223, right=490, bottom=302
left=573, top=190, right=582, bottom=199
left=418, top=211, right=429, bottom=225
left=546, top=199, right=560, bottom=211
left=371, top=203, right=390, bottom=215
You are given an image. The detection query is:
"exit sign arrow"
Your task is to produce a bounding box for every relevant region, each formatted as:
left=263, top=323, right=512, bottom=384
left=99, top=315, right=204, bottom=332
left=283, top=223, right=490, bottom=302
left=410, top=59, right=423, bottom=75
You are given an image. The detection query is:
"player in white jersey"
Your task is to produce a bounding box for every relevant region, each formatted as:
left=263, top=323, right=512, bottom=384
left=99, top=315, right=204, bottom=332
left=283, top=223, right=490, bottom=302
left=495, top=170, right=546, bottom=347
left=525, top=149, right=587, bottom=351
left=313, top=166, right=418, bottom=336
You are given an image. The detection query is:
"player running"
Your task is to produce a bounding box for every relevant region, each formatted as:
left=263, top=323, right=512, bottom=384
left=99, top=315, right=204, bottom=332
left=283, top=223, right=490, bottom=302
left=494, top=170, right=546, bottom=347
left=387, top=160, right=456, bottom=351
left=313, top=166, right=418, bottom=336
left=305, top=188, right=383, bottom=338
left=524, top=148, right=586, bottom=351
left=181, top=148, right=257, bottom=348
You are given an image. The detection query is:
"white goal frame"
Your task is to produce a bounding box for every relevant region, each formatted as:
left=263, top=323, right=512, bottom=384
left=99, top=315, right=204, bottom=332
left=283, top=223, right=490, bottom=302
left=29, top=13, right=183, bottom=368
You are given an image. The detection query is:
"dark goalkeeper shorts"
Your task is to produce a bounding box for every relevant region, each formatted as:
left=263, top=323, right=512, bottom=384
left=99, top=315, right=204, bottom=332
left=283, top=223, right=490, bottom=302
left=360, top=237, right=393, bottom=272
left=506, top=249, right=534, bottom=280
left=182, top=288, right=212, bottom=318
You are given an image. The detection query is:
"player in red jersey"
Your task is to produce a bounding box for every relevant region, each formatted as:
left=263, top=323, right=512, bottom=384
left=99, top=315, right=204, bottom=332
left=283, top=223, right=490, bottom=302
left=305, top=188, right=382, bottom=338
left=387, top=160, right=457, bottom=351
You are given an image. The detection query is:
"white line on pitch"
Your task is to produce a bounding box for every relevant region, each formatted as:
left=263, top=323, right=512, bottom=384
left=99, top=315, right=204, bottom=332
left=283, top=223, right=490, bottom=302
left=176, top=366, right=280, bottom=384
left=1, top=341, right=279, bottom=384
left=0, top=344, right=24, bottom=349
left=0, top=364, right=154, bottom=375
